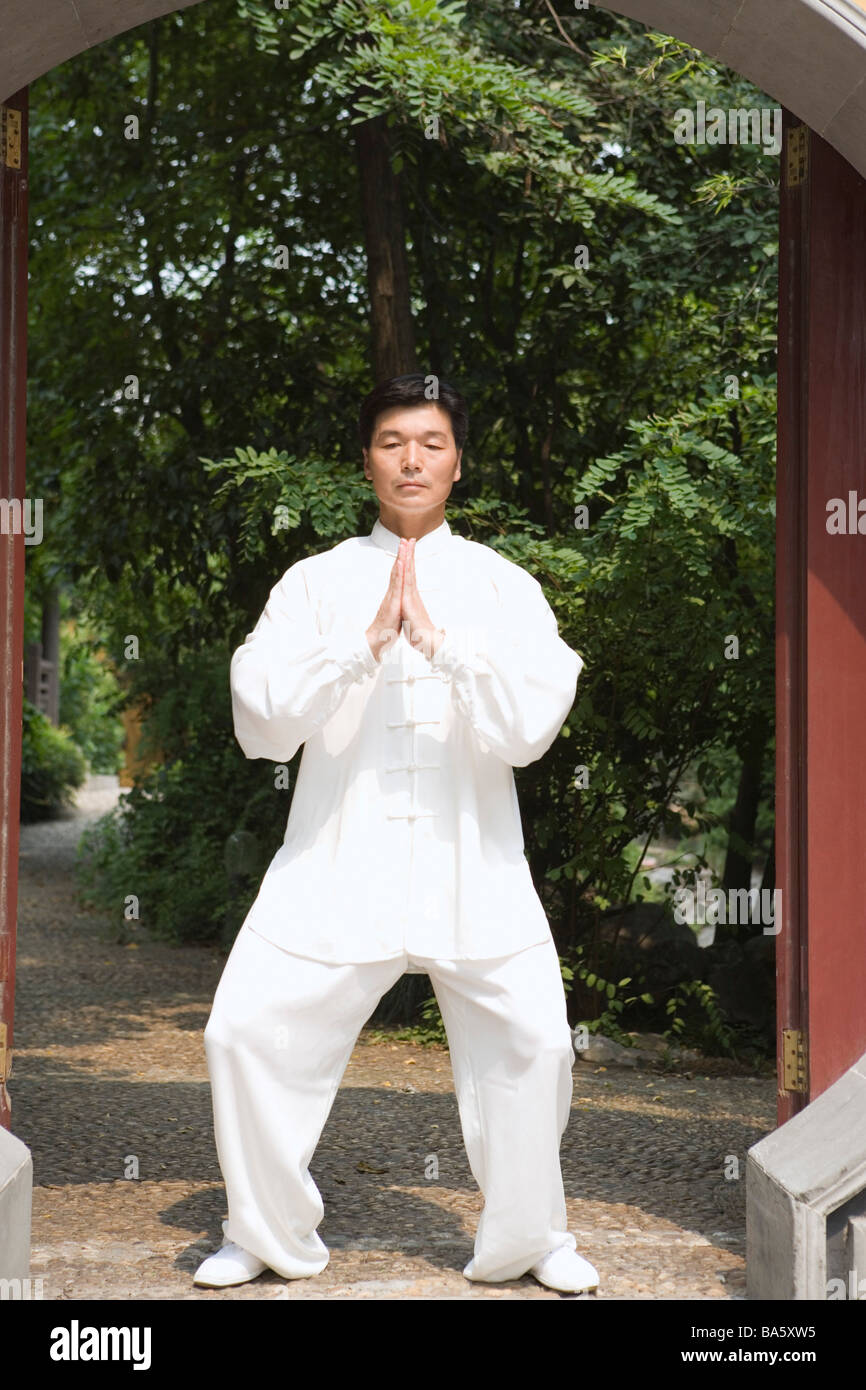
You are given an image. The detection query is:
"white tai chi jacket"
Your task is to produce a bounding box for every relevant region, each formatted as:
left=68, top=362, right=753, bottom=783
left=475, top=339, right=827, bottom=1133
left=229, top=516, right=584, bottom=964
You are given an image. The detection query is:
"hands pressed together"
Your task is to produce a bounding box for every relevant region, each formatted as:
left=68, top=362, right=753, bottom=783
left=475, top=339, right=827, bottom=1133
left=365, top=537, right=445, bottom=664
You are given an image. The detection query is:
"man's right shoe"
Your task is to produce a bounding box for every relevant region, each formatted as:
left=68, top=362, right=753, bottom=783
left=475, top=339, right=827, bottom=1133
left=194, top=1241, right=268, bottom=1288
left=529, top=1245, right=600, bottom=1294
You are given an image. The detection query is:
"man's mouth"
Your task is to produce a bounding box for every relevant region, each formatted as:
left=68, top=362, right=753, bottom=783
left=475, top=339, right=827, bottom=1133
left=398, top=483, right=425, bottom=489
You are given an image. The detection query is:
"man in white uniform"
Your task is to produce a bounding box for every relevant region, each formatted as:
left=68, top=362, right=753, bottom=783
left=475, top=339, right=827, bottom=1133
left=195, top=374, right=599, bottom=1294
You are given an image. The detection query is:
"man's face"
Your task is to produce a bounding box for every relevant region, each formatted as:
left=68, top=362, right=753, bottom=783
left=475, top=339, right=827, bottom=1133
left=363, top=402, right=461, bottom=515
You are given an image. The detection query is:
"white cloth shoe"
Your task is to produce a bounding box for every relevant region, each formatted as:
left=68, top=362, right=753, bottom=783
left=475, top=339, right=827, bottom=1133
left=529, top=1245, right=599, bottom=1293
left=194, top=1228, right=268, bottom=1288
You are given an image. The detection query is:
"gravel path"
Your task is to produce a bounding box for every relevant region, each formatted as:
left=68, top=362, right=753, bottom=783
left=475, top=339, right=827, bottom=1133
left=8, top=776, right=773, bottom=1299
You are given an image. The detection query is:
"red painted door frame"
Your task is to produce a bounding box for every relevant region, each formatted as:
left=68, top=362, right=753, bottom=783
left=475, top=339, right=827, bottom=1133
left=777, top=111, right=866, bottom=1118
left=0, top=86, right=28, bottom=1131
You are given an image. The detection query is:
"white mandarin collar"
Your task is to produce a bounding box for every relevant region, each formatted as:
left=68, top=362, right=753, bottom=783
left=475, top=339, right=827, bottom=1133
left=370, top=517, right=452, bottom=556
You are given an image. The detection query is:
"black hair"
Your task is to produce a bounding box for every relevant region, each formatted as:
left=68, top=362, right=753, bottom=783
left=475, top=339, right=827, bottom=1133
left=358, top=372, right=469, bottom=455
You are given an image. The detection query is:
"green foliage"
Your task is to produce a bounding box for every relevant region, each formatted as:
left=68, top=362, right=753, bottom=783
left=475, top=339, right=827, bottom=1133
left=21, top=577, right=126, bottom=775
left=536, top=385, right=775, bottom=946
left=566, top=939, right=739, bottom=1058
left=200, top=446, right=373, bottom=564
left=664, top=979, right=738, bottom=1056
left=76, top=764, right=244, bottom=946
left=58, top=625, right=127, bottom=775
left=20, top=697, right=88, bottom=822
left=26, top=0, right=778, bottom=631
left=566, top=941, right=650, bottom=1045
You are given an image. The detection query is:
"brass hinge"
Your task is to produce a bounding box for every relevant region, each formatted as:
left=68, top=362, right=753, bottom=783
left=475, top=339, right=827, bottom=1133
left=782, top=1028, right=808, bottom=1092
left=0, top=1022, right=8, bottom=1082
left=1, top=104, right=22, bottom=169
left=786, top=124, right=808, bottom=188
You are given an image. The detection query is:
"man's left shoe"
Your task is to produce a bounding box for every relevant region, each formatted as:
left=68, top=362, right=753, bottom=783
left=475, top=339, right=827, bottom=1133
left=193, top=1241, right=268, bottom=1288
left=529, top=1245, right=599, bottom=1294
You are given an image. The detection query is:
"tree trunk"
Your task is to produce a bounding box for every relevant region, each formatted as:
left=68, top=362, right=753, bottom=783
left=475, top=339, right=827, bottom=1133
left=721, top=719, right=769, bottom=936
left=353, top=111, right=417, bottom=381
left=760, top=836, right=775, bottom=895
left=40, top=587, right=61, bottom=726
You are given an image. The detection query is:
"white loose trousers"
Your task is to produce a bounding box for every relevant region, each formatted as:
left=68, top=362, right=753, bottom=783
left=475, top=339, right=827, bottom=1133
left=204, top=921, right=578, bottom=1283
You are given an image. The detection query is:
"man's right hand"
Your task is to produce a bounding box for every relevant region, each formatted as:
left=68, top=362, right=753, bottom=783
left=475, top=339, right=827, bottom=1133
left=366, top=539, right=407, bottom=662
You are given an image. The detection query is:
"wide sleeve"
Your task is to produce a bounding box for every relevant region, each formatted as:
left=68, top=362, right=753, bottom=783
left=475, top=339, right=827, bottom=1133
left=230, top=560, right=380, bottom=762
left=428, top=569, right=583, bottom=768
